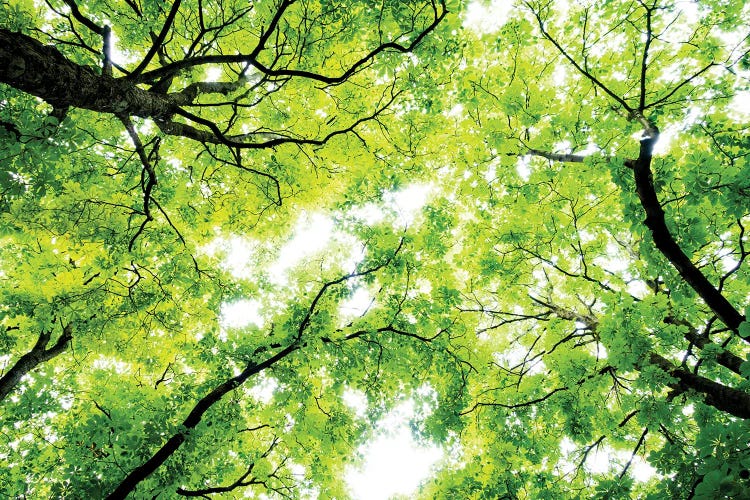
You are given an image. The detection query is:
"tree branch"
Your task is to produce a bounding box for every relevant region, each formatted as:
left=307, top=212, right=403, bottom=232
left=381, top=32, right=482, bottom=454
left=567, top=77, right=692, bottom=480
left=0, top=323, right=73, bottom=402
left=129, top=1, right=447, bottom=85
left=525, top=148, right=586, bottom=163
left=106, top=243, right=404, bottom=498
left=127, top=0, right=182, bottom=80
left=629, top=130, right=746, bottom=336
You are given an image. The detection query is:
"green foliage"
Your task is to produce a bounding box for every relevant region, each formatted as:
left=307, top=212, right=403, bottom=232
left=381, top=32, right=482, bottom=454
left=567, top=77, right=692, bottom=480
left=1, top=0, right=749, bottom=498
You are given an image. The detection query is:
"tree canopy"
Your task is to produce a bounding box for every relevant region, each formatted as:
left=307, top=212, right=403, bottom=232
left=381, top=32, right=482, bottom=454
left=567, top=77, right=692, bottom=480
left=0, top=0, right=749, bottom=498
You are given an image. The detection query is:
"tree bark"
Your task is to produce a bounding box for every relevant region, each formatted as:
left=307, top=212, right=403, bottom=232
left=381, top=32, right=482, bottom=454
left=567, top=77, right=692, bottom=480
left=649, top=353, right=750, bottom=419
left=631, top=131, right=746, bottom=334
left=0, top=29, right=174, bottom=119
left=0, top=324, right=72, bottom=402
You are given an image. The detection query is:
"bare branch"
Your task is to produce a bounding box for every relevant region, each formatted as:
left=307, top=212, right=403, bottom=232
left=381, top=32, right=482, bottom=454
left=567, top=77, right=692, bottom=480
left=127, top=0, right=183, bottom=80
left=526, top=148, right=586, bottom=163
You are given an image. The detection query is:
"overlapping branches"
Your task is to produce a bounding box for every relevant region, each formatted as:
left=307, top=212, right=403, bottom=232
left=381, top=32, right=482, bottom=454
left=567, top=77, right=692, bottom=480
left=0, top=0, right=448, bottom=248
left=523, top=0, right=747, bottom=336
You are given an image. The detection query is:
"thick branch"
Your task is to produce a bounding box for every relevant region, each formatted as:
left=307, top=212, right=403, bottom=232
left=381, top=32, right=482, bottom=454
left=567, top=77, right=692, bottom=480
left=0, top=29, right=175, bottom=118
left=630, top=132, right=746, bottom=335
left=682, top=327, right=744, bottom=375
left=648, top=353, right=750, bottom=419
left=0, top=324, right=73, bottom=402
left=526, top=148, right=585, bottom=163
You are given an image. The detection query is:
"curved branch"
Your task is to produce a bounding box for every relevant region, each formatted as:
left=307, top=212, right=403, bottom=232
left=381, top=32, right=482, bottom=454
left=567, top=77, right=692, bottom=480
left=0, top=323, right=73, bottom=402
left=629, top=132, right=746, bottom=336
left=127, top=0, right=182, bottom=80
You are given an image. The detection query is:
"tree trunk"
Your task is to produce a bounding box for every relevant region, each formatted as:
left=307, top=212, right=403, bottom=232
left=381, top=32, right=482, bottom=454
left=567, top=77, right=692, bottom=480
left=0, top=29, right=174, bottom=119
left=631, top=133, right=746, bottom=334
left=649, top=353, right=750, bottom=419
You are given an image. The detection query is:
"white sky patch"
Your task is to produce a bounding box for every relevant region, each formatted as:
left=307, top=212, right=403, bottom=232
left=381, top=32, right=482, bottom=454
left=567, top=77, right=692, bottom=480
left=248, top=374, right=278, bottom=404
left=384, top=184, right=432, bottom=226
left=348, top=183, right=431, bottom=228
left=634, top=125, right=677, bottom=156
left=220, top=298, right=264, bottom=329
left=0, top=354, right=11, bottom=373
left=445, top=103, right=465, bottom=118
left=626, top=279, right=649, bottom=299
left=730, top=90, right=750, bottom=118
left=339, top=287, right=376, bottom=323
left=463, top=0, right=513, bottom=34
left=650, top=108, right=703, bottom=156
left=221, top=237, right=258, bottom=280
left=348, top=203, right=386, bottom=225
left=268, top=213, right=335, bottom=283
left=559, top=437, right=656, bottom=482
left=346, top=399, right=443, bottom=500
left=516, top=156, right=531, bottom=181
left=343, top=387, right=369, bottom=419
left=204, top=66, right=223, bottom=82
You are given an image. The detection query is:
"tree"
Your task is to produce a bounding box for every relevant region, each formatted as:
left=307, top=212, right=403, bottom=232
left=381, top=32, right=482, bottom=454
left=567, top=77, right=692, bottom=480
left=415, top=1, right=750, bottom=497
left=1, top=0, right=749, bottom=498
left=0, top=0, right=462, bottom=497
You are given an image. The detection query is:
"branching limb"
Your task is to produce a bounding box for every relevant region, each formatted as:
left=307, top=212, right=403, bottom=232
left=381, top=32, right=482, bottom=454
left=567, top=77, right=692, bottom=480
left=524, top=0, right=634, bottom=114
left=637, top=0, right=654, bottom=111
left=647, top=353, right=750, bottom=419
left=175, top=437, right=280, bottom=497
left=575, top=435, right=606, bottom=474
left=119, top=116, right=157, bottom=251
left=60, top=0, right=112, bottom=75
left=527, top=0, right=746, bottom=338
left=106, top=241, right=404, bottom=498
left=628, top=131, right=746, bottom=337
left=459, top=386, right=569, bottom=416
left=127, top=0, right=183, bottom=80
left=159, top=85, right=402, bottom=149
left=130, top=1, right=447, bottom=85
left=0, top=323, right=73, bottom=402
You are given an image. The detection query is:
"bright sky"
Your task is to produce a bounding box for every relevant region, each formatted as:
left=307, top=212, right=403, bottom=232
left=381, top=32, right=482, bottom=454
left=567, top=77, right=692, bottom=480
left=345, top=398, right=444, bottom=500
left=215, top=184, right=442, bottom=499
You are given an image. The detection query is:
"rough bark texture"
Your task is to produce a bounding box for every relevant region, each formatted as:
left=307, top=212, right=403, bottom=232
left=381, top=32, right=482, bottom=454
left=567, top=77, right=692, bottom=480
left=0, top=324, right=73, bottom=401
left=0, top=29, right=174, bottom=119
left=649, top=353, right=750, bottom=419
left=682, top=328, right=744, bottom=375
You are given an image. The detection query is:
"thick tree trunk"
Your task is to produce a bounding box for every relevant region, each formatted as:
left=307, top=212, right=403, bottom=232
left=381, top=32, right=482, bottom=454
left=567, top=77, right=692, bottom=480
left=631, top=132, right=746, bottom=334
left=0, top=324, right=72, bottom=402
left=649, top=353, right=750, bottom=419
left=0, top=29, right=173, bottom=119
